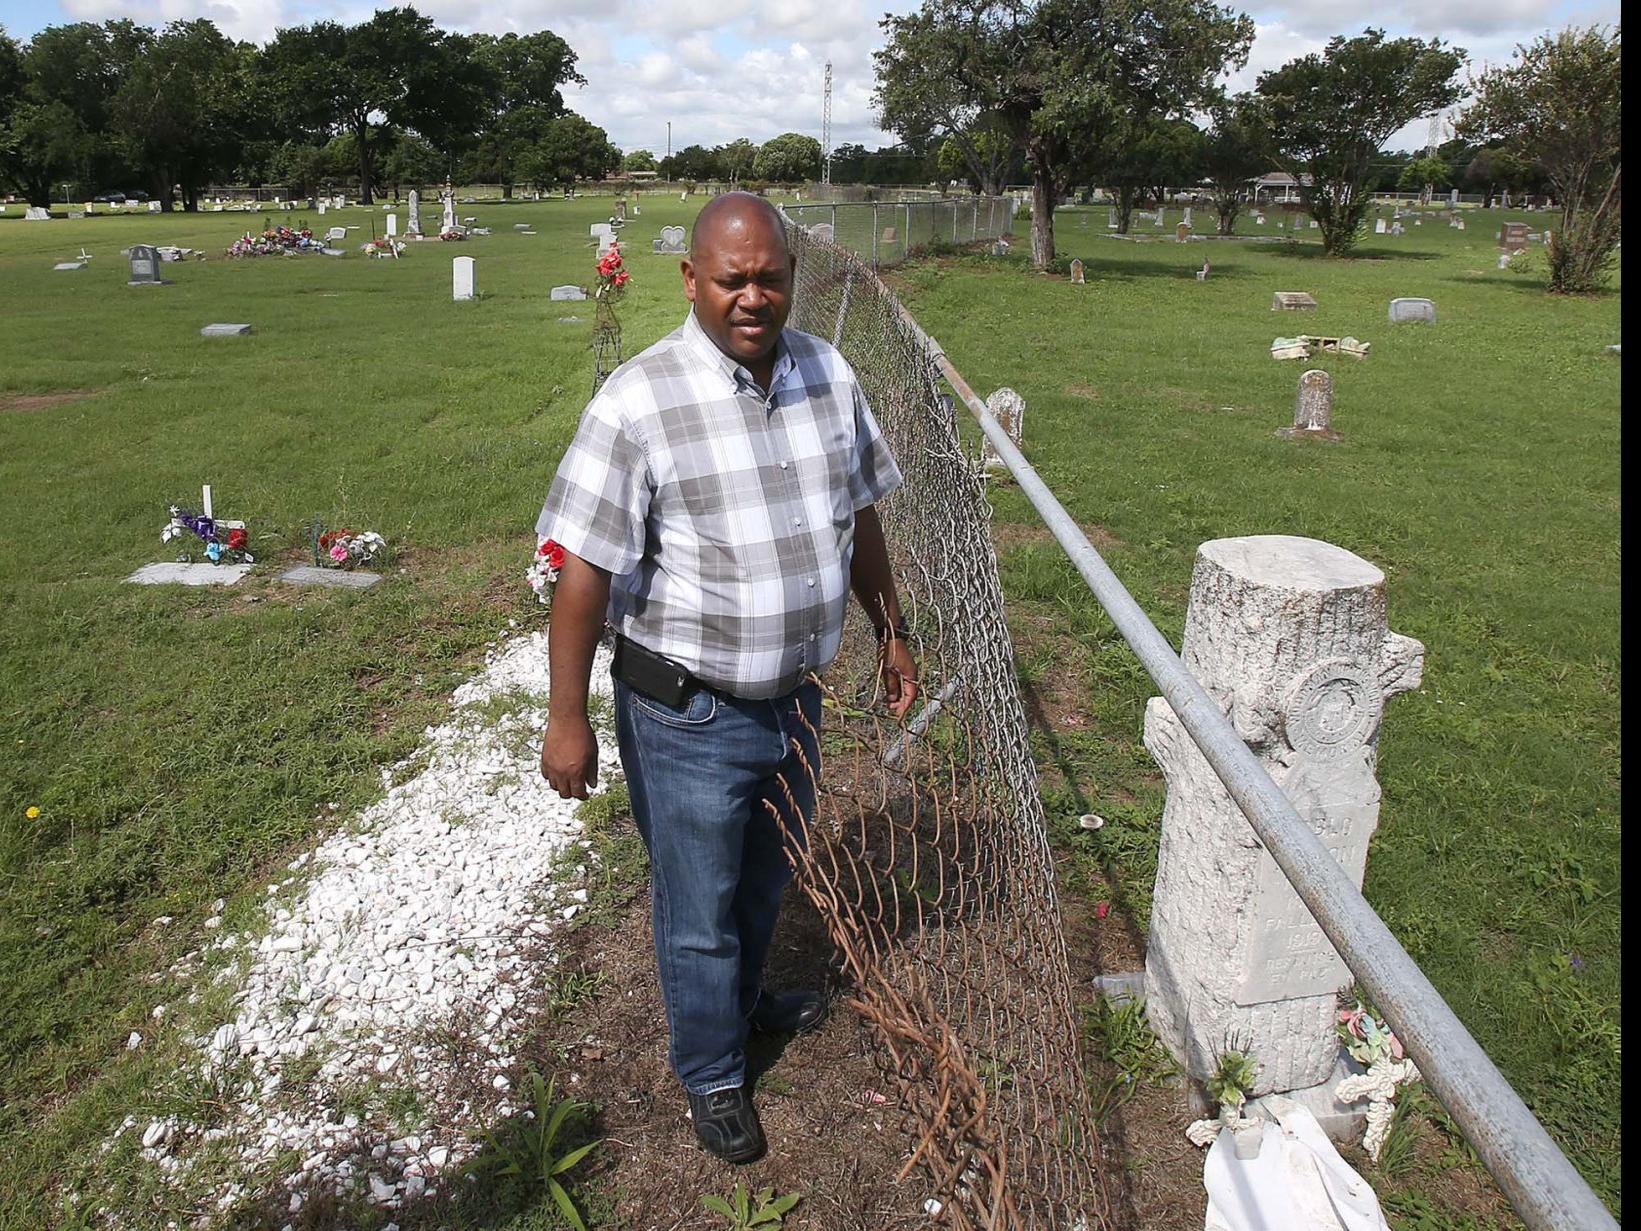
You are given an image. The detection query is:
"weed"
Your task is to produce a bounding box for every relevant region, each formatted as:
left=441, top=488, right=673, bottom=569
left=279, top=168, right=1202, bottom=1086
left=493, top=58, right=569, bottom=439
left=1084, top=996, right=1179, bottom=1119
left=1205, top=1049, right=1260, bottom=1113
left=463, top=1071, right=602, bottom=1230
left=701, top=1183, right=802, bottom=1229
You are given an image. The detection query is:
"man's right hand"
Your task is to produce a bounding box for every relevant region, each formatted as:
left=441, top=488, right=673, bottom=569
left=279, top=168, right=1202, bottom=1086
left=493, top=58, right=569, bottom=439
left=541, top=713, right=600, bottom=800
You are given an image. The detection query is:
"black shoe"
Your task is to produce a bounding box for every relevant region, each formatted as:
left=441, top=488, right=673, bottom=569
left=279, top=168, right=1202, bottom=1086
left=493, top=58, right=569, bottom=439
left=687, top=1086, right=766, bottom=1163
left=748, top=989, right=828, bottom=1035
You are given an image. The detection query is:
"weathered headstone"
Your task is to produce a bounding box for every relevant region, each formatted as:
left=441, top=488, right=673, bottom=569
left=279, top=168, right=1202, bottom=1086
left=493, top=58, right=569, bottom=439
left=1499, top=222, right=1530, bottom=253
left=406, top=189, right=421, bottom=236
left=1108, top=208, right=1119, bottom=229
left=148, top=201, right=161, bottom=213
left=54, top=261, right=85, bottom=271
left=550, top=285, right=587, bottom=301
left=1196, top=260, right=1210, bottom=282
left=386, top=213, right=398, bottom=237
left=452, top=256, right=475, bottom=301
left=1176, top=222, right=1192, bottom=243
left=881, top=226, right=898, bottom=243
left=1271, top=291, right=1317, bottom=311
left=591, top=222, right=616, bottom=254
left=981, top=388, right=1026, bottom=473
left=1284, top=368, right=1336, bottom=436
left=1497, top=252, right=1513, bottom=270
left=1182, top=206, right=1193, bottom=227
left=126, top=562, right=252, bottom=587
left=276, top=566, right=382, bottom=589
left=811, top=223, right=834, bottom=243
left=1255, top=213, right=1266, bottom=225
left=1143, top=536, right=1424, bottom=1096
left=318, top=202, right=328, bottom=216
left=1374, top=218, right=1387, bottom=234
left=441, top=181, right=457, bottom=233
left=1070, top=258, right=1085, bottom=284
left=128, top=245, right=163, bottom=285
left=23, top=206, right=52, bottom=221
left=1390, top=222, right=1405, bottom=236
left=1387, top=297, right=1436, bottom=324
left=651, top=225, right=686, bottom=255
left=200, top=323, right=252, bottom=336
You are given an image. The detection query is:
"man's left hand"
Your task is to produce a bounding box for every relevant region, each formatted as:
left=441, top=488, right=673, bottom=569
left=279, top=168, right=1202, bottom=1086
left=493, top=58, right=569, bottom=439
left=881, top=638, right=920, bottom=719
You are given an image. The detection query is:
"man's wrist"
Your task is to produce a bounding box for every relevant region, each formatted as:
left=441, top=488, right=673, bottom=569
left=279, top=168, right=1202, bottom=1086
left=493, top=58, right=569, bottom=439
left=876, top=616, right=911, bottom=645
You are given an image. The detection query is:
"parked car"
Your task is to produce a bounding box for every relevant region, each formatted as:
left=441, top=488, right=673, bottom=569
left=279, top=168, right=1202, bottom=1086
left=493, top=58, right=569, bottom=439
left=92, top=192, right=127, bottom=204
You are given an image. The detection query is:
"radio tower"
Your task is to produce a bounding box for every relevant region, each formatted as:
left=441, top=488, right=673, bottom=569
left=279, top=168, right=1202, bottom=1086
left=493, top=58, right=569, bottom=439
left=821, top=61, right=833, bottom=186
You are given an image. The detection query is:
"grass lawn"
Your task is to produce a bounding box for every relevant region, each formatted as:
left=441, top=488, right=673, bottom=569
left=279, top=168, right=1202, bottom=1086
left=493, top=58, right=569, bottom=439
left=0, top=196, right=1620, bottom=1227
left=893, top=203, right=1621, bottom=1217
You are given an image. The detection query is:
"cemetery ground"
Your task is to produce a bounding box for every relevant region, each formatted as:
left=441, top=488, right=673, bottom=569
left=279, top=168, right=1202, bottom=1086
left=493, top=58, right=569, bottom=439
left=0, top=197, right=1619, bottom=1229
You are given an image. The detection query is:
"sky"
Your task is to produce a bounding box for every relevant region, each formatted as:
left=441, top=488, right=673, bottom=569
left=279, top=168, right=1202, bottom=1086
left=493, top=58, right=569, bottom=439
left=0, top=0, right=1619, bottom=158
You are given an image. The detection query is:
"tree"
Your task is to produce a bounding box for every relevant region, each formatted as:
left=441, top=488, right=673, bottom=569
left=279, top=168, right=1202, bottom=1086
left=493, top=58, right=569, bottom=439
left=717, top=138, right=759, bottom=184
left=934, top=116, right=1016, bottom=194
left=1460, top=26, right=1621, bottom=293
left=1463, top=146, right=1535, bottom=208
left=1256, top=30, right=1465, bottom=255
left=623, top=148, right=657, bottom=172
left=753, top=132, right=821, bottom=182
left=1201, top=97, right=1268, bottom=234
left=877, top=0, right=1251, bottom=268
left=1089, top=117, right=1204, bottom=232
left=516, top=112, right=618, bottom=191
left=1396, top=154, right=1451, bottom=203
left=660, top=143, right=720, bottom=181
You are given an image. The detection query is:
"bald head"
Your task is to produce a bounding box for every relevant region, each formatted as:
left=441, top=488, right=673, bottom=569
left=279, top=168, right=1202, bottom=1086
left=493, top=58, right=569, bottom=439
left=689, top=192, right=790, bottom=261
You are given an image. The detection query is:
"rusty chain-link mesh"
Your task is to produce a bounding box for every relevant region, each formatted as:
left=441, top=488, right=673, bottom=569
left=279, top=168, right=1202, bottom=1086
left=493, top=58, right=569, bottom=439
left=766, top=219, right=1109, bottom=1229
left=782, top=198, right=1016, bottom=269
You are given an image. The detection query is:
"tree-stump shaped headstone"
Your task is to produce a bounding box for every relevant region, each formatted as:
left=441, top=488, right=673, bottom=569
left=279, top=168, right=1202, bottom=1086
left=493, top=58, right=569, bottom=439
left=1278, top=369, right=1340, bottom=441
left=981, top=388, right=1025, bottom=475
left=1142, top=536, right=1424, bottom=1095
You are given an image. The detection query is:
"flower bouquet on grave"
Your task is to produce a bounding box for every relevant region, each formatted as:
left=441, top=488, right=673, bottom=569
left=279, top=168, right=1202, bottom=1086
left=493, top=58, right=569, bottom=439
left=316, top=527, right=388, bottom=569
left=594, top=245, right=631, bottom=302
left=527, top=537, right=566, bottom=604
left=361, top=236, right=403, bottom=258
left=162, top=505, right=254, bottom=565
left=438, top=227, right=465, bottom=242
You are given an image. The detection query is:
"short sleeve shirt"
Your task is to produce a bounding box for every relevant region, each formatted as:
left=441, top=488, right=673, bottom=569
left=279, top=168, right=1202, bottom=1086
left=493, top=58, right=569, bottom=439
left=536, top=310, right=902, bottom=699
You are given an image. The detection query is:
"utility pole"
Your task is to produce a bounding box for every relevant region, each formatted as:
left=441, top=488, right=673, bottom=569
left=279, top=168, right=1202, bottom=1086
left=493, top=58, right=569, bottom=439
left=667, top=122, right=672, bottom=163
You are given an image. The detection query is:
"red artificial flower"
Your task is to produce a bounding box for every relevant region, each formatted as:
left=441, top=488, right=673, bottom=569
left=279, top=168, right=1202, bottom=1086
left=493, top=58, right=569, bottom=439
left=1095, top=901, right=1111, bottom=920
left=227, top=527, right=248, bottom=550
left=540, top=539, right=567, bottom=569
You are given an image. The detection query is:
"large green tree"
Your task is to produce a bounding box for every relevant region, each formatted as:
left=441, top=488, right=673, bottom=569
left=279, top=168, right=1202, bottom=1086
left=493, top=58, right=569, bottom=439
left=1256, top=29, right=1465, bottom=255
left=1201, top=97, right=1269, bottom=234
left=1459, top=26, right=1621, bottom=293
left=876, top=0, right=1251, bottom=268
left=515, top=112, right=619, bottom=191
left=717, top=137, right=760, bottom=183
left=753, top=132, right=821, bottom=182
left=1089, top=116, right=1204, bottom=232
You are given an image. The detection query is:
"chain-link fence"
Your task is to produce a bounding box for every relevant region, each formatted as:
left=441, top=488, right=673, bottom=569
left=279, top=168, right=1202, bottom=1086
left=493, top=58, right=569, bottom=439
left=783, top=198, right=1016, bottom=268
left=765, top=221, right=1108, bottom=1229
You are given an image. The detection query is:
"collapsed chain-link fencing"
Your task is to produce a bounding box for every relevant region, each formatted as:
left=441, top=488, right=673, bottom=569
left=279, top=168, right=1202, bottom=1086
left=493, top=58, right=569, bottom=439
left=764, top=217, right=1108, bottom=1229
left=782, top=198, right=1016, bottom=269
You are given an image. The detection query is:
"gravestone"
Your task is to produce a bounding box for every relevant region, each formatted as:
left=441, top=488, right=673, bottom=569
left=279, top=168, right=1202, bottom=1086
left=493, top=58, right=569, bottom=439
left=1499, top=222, right=1530, bottom=253
left=1387, top=297, right=1436, bottom=324
left=651, top=225, right=686, bottom=255
left=452, top=256, right=475, bottom=301
left=981, top=388, right=1026, bottom=473
left=200, top=323, right=252, bottom=336
left=127, top=245, right=163, bottom=285
left=441, top=182, right=457, bottom=233
left=881, top=226, right=898, bottom=243
left=550, top=285, right=587, bottom=301
left=148, top=201, right=161, bottom=213
left=386, top=213, right=398, bottom=237
left=1070, top=258, right=1085, bottom=284
left=591, top=222, right=616, bottom=254
left=1143, top=536, right=1424, bottom=1096
left=1390, top=222, right=1405, bottom=236
left=126, top=562, right=252, bottom=587
left=991, top=240, right=1009, bottom=256
left=1282, top=369, right=1336, bottom=437
left=406, top=189, right=421, bottom=236
left=1108, top=208, right=1119, bottom=229
left=1497, top=253, right=1513, bottom=270
left=1176, top=222, right=1192, bottom=243
left=1196, top=260, right=1210, bottom=282
left=514, top=223, right=532, bottom=230
left=1374, top=219, right=1387, bottom=234
left=276, top=566, right=381, bottom=589
left=1255, top=213, right=1266, bottom=225
left=325, top=226, right=347, bottom=243
left=1271, top=291, right=1317, bottom=311
left=54, top=261, right=85, bottom=271
left=318, top=202, right=327, bottom=216
left=811, top=223, right=834, bottom=243
left=1450, top=188, right=1460, bottom=207
left=1309, top=219, right=1319, bottom=229
left=1182, top=206, right=1192, bottom=227
left=1155, top=210, right=1166, bottom=228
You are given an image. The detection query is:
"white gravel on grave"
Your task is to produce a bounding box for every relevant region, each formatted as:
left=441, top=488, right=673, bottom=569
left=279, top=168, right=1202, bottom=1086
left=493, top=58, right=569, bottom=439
left=113, top=630, right=620, bottom=1225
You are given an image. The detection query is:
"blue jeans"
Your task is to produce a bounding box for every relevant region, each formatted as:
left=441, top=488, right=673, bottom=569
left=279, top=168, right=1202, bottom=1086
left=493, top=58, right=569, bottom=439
left=614, top=675, right=822, bottom=1095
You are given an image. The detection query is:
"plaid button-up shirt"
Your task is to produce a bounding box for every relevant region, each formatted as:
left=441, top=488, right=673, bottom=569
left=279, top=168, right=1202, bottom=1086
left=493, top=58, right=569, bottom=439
left=536, top=310, right=902, bottom=699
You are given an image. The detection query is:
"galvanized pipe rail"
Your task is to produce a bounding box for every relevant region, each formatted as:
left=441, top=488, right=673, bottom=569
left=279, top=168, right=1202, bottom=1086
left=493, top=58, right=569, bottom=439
left=896, top=309, right=1617, bottom=1231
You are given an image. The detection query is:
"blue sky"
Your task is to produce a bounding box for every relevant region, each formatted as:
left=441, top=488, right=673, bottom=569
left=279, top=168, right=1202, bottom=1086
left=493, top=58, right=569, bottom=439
left=0, top=0, right=1618, bottom=154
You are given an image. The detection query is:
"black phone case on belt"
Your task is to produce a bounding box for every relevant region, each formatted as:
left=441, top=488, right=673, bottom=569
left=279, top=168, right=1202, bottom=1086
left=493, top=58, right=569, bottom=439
left=613, top=637, right=691, bottom=708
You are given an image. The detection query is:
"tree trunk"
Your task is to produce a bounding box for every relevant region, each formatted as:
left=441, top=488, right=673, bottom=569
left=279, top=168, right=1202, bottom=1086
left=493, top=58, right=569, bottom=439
left=1218, top=199, right=1239, bottom=235
left=1117, top=184, right=1137, bottom=234
left=502, top=182, right=513, bottom=200
left=353, top=117, right=375, bottom=204
left=1028, top=141, right=1056, bottom=269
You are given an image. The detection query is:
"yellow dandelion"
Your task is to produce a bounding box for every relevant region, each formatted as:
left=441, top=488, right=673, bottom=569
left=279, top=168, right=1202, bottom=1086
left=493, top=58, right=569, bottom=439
left=26, top=806, right=41, bottom=819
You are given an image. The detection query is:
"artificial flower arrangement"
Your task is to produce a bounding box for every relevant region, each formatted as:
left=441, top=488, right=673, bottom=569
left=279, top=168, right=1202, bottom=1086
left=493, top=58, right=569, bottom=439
left=595, top=245, right=631, bottom=300
left=1337, top=1001, right=1404, bottom=1064
left=361, top=236, right=403, bottom=258
left=227, top=226, right=322, bottom=258
left=162, top=505, right=254, bottom=564
left=439, top=227, right=465, bottom=241
left=527, top=537, right=566, bottom=604
left=317, top=528, right=387, bottom=569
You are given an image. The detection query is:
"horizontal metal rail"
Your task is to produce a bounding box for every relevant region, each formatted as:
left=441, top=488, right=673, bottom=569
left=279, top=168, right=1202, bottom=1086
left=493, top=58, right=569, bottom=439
left=894, top=307, right=1618, bottom=1231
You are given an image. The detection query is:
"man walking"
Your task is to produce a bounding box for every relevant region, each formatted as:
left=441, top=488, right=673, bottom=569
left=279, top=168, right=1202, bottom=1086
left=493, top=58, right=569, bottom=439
left=537, top=193, right=918, bottom=1163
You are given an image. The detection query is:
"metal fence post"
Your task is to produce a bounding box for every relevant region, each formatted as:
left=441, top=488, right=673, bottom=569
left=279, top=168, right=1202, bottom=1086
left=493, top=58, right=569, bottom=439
left=872, top=203, right=879, bottom=268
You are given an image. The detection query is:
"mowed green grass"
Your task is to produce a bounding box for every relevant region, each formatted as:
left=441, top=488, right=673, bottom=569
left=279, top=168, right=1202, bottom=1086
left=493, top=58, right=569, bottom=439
left=0, top=195, right=722, bottom=1225
left=0, top=198, right=1621, bottom=1225
left=895, top=205, right=1621, bottom=1214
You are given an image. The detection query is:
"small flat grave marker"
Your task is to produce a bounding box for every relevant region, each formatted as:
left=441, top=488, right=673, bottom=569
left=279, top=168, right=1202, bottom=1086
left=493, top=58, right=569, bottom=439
left=1388, top=297, right=1436, bottom=324
left=54, top=261, right=85, bottom=271
left=1272, top=291, right=1318, bottom=311
left=126, top=562, right=252, bottom=587
left=550, top=285, right=587, bottom=301
left=200, top=323, right=253, bottom=337
left=881, top=226, right=897, bottom=243
left=277, top=566, right=382, bottom=590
